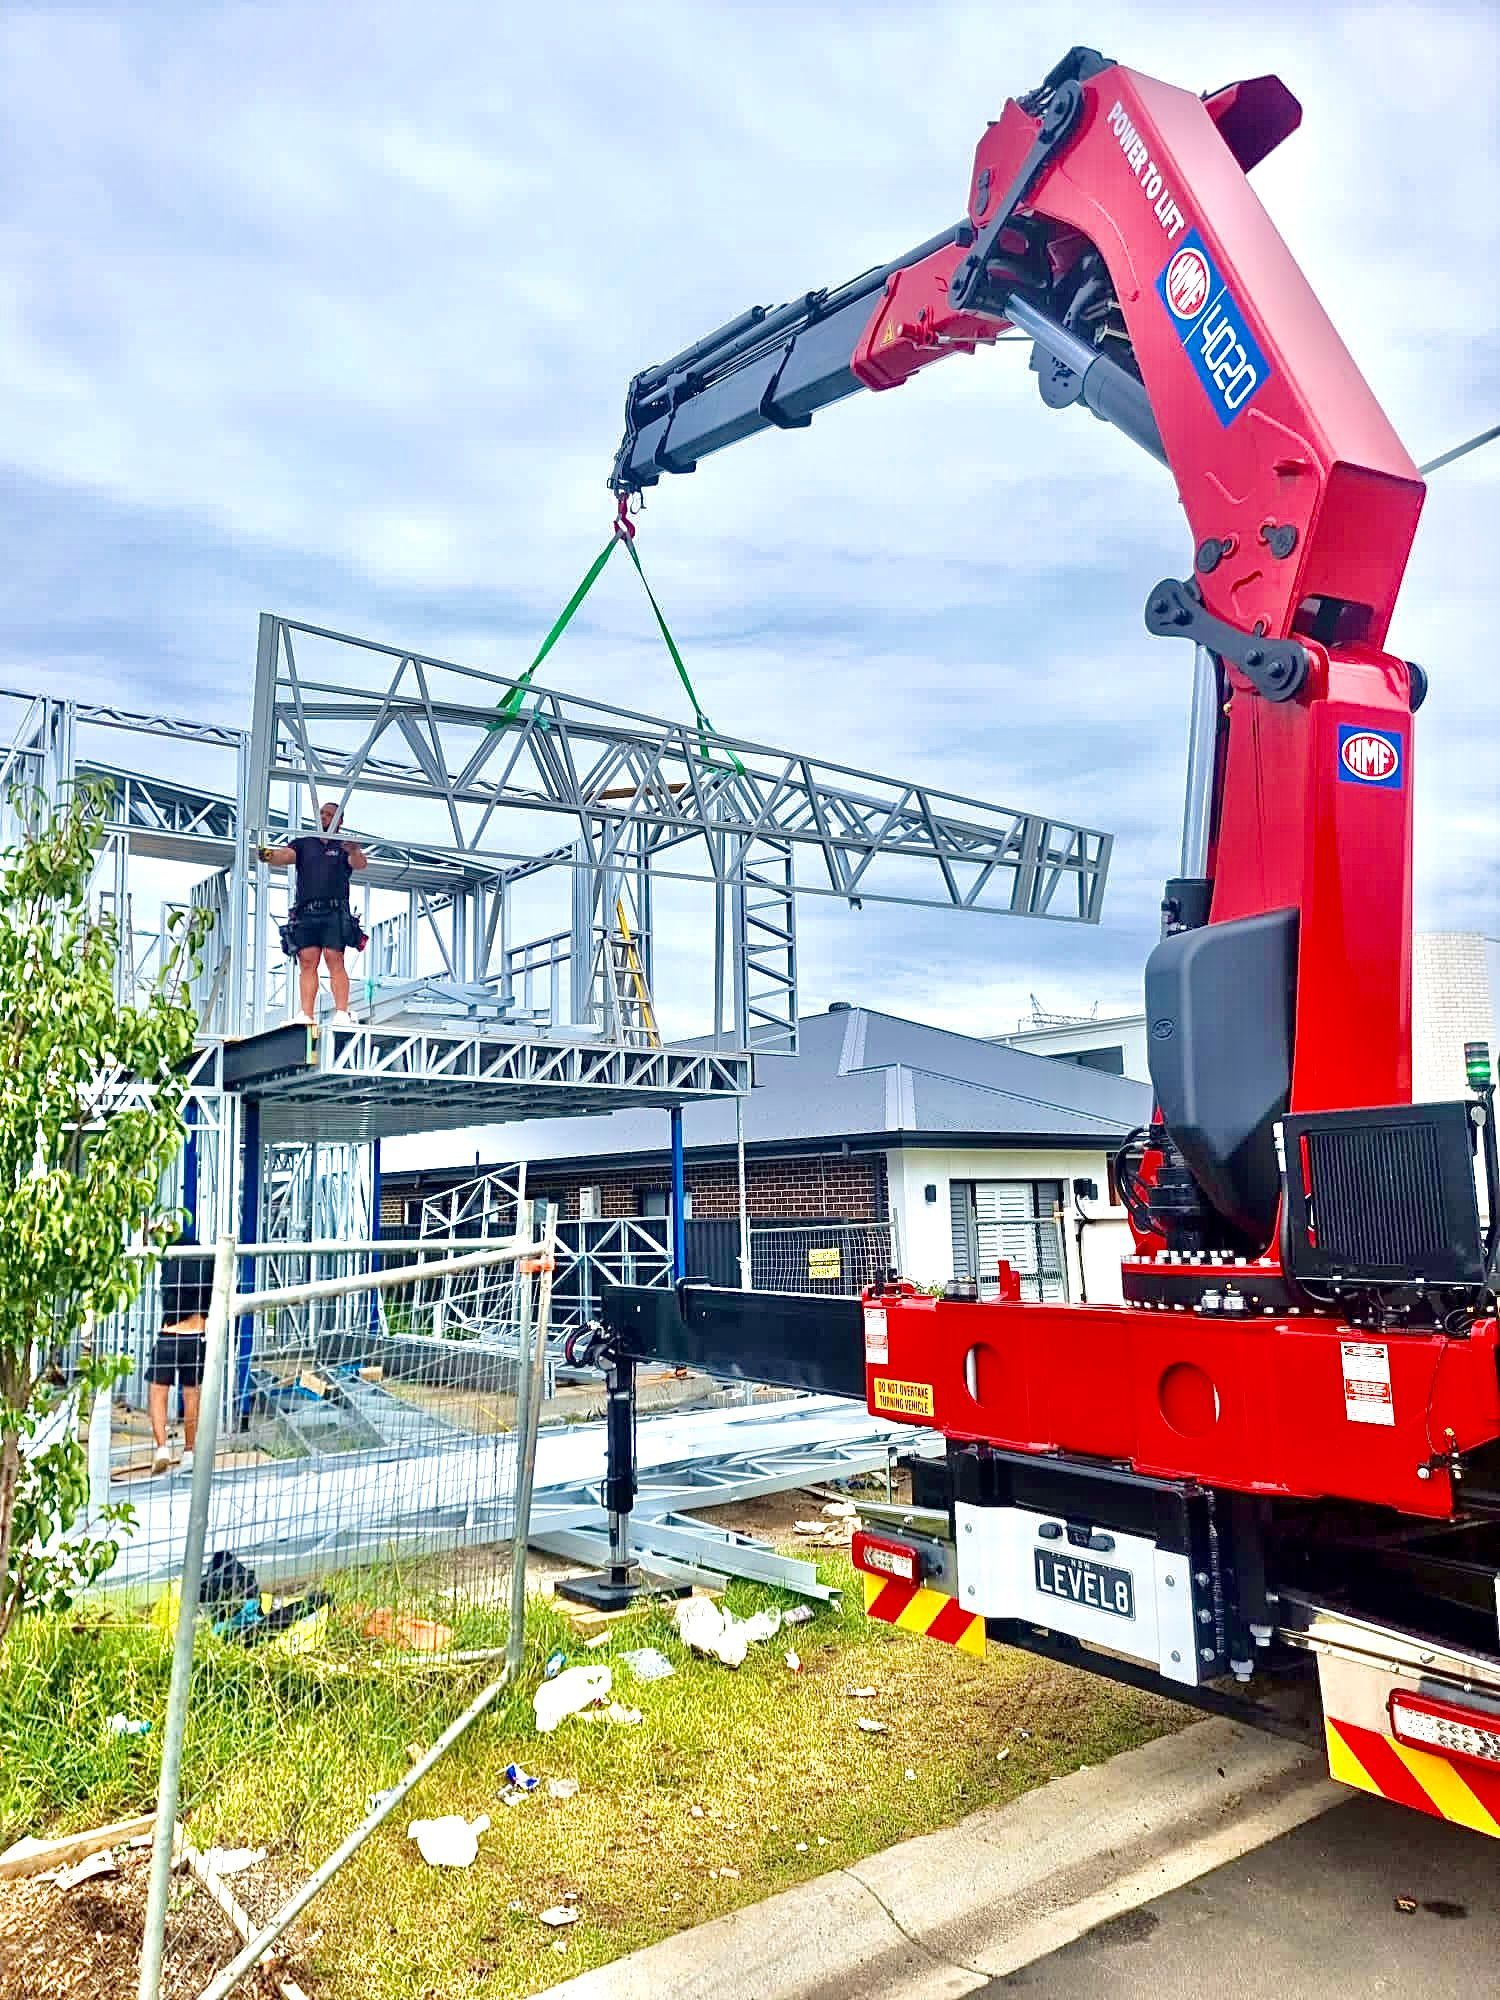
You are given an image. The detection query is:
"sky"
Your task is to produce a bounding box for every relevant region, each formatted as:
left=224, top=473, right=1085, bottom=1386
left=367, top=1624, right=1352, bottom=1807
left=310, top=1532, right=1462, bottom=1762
left=3, top=0, right=1497, bottom=1057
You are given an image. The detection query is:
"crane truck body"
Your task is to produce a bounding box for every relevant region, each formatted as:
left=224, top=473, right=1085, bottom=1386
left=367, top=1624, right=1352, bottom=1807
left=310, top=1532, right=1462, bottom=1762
left=595, top=47, right=1500, bottom=1837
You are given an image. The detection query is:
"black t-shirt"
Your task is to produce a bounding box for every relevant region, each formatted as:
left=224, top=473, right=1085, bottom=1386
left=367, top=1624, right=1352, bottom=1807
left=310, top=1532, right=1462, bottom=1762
left=161, top=1252, right=215, bottom=1323
left=291, top=835, right=354, bottom=908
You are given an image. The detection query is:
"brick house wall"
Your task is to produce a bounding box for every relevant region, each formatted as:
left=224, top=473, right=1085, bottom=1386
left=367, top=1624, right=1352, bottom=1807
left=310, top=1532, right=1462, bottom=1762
left=394, top=1150, right=889, bottom=1225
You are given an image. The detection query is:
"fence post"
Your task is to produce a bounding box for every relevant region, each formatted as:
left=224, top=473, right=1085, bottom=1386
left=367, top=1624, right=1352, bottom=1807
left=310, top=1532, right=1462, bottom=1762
left=137, top=1231, right=237, bottom=2000
left=506, top=1201, right=555, bottom=1679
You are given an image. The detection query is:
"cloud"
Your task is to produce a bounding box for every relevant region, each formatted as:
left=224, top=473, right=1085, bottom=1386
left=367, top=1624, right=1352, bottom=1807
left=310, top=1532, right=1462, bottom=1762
left=2, top=0, right=1496, bottom=1071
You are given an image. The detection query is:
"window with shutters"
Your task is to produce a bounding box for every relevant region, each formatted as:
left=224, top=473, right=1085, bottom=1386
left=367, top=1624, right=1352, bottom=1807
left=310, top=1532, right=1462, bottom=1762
left=949, top=1180, right=1067, bottom=1301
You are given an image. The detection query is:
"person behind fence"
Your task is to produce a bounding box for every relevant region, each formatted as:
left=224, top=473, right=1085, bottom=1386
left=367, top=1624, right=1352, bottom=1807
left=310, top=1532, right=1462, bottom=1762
left=258, top=802, right=369, bottom=1025
left=147, top=1251, right=215, bottom=1473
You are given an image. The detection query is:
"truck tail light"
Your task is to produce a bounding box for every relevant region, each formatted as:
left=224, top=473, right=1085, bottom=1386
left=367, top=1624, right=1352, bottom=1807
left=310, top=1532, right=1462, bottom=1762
left=851, top=1530, right=922, bottom=1585
left=1389, top=1691, right=1500, bottom=1771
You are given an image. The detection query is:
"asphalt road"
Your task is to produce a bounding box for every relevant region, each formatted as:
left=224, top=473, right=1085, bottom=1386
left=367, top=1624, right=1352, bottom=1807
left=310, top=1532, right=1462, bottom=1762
left=988, top=1795, right=1500, bottom=2000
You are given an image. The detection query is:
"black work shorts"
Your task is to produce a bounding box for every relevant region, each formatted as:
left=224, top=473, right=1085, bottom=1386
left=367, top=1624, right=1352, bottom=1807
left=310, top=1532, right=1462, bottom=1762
left=280, top=906, right=367, bottom=956
left=148, top=1332, right=205, bottom=1389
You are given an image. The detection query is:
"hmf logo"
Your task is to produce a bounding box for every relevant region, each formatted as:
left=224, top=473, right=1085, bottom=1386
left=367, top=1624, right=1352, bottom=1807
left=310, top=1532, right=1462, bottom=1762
left=1154, top=230, right=1270, bottom=428
left=1337, top=726, right=1402, bottom=789
left=1163, top=248, right=1212, bottom=319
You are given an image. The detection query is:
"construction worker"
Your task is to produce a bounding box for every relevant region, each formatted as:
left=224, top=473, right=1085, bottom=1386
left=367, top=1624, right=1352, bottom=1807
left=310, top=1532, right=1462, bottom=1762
left=147, top=1252, right=215, bottom=1472
left=259, top=802, right=368, bottom=1024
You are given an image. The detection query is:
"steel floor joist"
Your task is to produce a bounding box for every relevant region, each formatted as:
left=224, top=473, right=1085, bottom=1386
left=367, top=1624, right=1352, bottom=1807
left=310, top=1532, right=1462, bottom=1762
left=223, top=1019, right=751, bottom=1142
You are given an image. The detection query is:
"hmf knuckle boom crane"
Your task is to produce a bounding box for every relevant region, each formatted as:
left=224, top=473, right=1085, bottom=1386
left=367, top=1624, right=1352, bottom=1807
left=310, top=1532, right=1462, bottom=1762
left=600, top=48, right=1500, bottom=1831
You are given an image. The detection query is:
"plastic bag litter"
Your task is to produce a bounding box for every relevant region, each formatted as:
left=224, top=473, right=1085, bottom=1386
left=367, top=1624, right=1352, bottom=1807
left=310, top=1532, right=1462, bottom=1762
left=821, top=1500, right=858, bottom=1518
left=547, top=1777, right=580, bottom=1799
left=407, top=1814, right=490, bottom=1867
left=619, top=1646, right=676, bottom=1682
left=534, top=1665, right=612, bottom=1733
left=673, top=1596, right=781, bottom=1668
left=201, top=1847, right=266, bottom=1877
left=784, top=1651, right=802, bottom=1673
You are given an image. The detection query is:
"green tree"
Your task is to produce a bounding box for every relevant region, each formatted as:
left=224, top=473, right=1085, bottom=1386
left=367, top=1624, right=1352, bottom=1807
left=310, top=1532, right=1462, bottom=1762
left=0, top=784, right=209, bottom=1643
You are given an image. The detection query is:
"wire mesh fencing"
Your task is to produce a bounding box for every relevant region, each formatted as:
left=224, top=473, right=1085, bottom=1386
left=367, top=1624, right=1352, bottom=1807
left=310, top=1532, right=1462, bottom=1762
left=49, top=1213, right=561, bottom=2000
left=748, top=1220, right=898, bottom=1297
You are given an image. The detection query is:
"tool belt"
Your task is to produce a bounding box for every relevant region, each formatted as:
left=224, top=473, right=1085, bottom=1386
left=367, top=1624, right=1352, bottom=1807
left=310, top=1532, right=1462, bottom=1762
left=279, top=899, right=369, bottom=957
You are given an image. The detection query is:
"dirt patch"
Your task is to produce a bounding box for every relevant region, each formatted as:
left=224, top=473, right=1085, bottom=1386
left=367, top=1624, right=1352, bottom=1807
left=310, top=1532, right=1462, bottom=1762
left=0, top=1847, right=299, bottom=2000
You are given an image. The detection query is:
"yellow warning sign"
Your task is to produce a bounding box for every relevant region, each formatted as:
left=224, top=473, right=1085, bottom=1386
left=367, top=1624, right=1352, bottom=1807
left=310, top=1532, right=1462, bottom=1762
left=807, top=1246, right=843, bottom=1279
left=871, top=1376, right=935, bottom=1418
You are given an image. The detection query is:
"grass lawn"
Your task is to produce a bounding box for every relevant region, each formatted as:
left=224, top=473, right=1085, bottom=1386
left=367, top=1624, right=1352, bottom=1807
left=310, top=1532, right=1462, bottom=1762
left=0, top=1556, right=1187, bottom=1998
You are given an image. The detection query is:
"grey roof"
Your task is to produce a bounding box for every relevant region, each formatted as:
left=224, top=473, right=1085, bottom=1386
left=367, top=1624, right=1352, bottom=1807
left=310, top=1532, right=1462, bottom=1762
left=383, top=1006, right=1151, bottom=1177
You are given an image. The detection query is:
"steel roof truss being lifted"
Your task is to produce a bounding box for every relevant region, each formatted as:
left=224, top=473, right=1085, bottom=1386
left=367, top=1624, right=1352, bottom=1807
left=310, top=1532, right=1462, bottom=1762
left=253, top=616, right=1111, bottom=924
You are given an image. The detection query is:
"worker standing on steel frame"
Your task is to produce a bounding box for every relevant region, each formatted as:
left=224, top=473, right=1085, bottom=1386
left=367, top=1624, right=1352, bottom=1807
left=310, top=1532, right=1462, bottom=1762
left=259, top=801, right=369, bottom=1024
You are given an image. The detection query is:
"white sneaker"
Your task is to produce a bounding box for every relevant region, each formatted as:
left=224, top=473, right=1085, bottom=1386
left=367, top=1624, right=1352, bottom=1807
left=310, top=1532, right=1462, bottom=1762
left=179, top=1449, right=194, bottom=1473
left=153, top=1444, right=173, bottom=1471
left=331, top=1010, right=355, bottom=1026
left=294, top=1012, right=314, bottom=1026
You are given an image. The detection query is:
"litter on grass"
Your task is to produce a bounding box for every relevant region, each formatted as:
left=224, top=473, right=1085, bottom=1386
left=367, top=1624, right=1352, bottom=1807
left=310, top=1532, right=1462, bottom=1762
left=105, top=1713, right=150, bottom=1738
left=539, top=1906, right=580, bottom=1929
left=597, top=1702, right=643, bottom=1725
left=504, top=1764, right=540, bottom=1792
left=857, top=1718, right=888, bottom=1735
left=51, top=1850, right=120, bottom=1890
left=785, top=1651, right=802, bottom=1673
left=408, top=1814, right=490, bottom=1868
left=782, top=1606, right=815, bottom=1627
left=673, top=1595, right=781, bottom=1668
left=547, top=1778, right=580, bottom=1800
left=543, top=1649, right=568, bottom=1679
left=362, top=1608, right=454, bottom=1654
left=822, top=1501, right=858, bottom=1518
left=534, top=1664, right=612, bottom=1732
left=845, top=1686, right=878, bottom=1699
left=200, top=1846, right=267, bottom=1877
left=619, top=1646, right=676, bottom=1682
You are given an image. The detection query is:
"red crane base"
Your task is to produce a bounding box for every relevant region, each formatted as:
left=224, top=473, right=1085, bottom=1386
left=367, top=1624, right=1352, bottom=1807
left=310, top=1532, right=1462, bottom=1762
left=861, top=1285, right=1500, bottom=1520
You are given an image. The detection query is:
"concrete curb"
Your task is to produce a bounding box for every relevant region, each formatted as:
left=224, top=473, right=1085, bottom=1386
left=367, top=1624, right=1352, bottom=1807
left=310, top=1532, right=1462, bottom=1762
left=537, top=1716, right=1343, bottom=2000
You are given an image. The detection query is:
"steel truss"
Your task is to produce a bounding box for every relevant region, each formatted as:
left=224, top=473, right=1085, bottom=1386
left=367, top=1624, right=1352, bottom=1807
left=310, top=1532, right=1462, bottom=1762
left=249, top=615, right=1111, bottom=1056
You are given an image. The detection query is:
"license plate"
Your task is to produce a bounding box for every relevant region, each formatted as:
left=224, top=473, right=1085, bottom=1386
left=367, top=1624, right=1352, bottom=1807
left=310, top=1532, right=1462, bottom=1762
left=1033, top=1547, right=1135, bottom=1620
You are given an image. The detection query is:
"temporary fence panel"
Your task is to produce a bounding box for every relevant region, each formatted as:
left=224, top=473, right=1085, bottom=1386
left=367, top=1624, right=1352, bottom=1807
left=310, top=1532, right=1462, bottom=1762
left=131, top=1215, right=557, bottom=2000
left=748, top=1220, right=897, bottom=1297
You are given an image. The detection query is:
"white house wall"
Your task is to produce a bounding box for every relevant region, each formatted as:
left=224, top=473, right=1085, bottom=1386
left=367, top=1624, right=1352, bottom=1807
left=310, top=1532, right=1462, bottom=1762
left=887, top=1146, right=1133, bottom=1305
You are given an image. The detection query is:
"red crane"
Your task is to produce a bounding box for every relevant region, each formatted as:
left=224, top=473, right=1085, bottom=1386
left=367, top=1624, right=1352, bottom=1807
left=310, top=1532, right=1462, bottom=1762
left=599, top=48, right=1500, bottom=1834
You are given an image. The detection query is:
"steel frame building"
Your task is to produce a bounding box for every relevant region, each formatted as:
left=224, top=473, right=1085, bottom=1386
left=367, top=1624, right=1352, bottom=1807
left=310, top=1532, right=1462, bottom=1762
left=1, top=619, right=1110, bottom=1583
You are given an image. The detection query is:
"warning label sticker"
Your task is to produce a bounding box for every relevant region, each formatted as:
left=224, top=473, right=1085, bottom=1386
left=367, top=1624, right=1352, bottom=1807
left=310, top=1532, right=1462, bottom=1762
left=1341, top=1341, right=1395, bottom=1427
left=872, top=1376, right=935, bottom=1418
left=862, top=1306, right=889, bottom=1365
